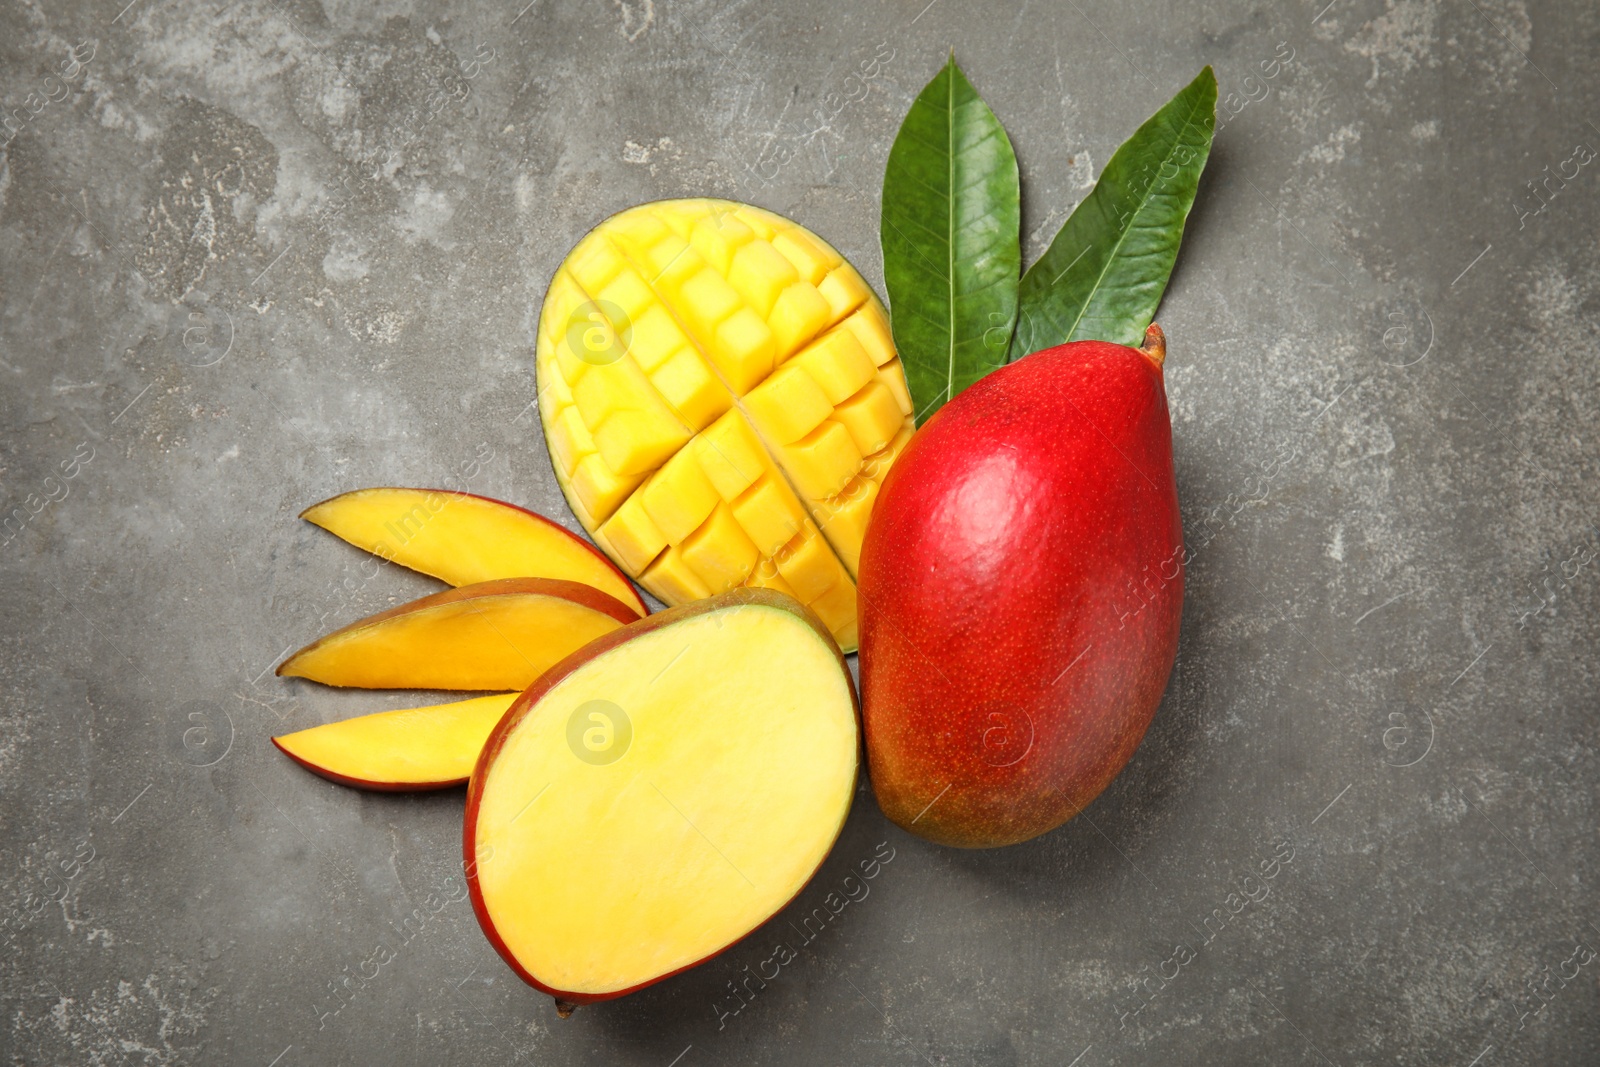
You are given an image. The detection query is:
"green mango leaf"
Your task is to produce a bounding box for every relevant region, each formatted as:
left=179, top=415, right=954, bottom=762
left=1008, top=66, right=1216, bottom=360
left=881, top=55, right=1020, bottom=424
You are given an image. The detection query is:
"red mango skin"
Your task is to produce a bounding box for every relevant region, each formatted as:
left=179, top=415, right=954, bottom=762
left=858, top=329, right=1183, bottom=848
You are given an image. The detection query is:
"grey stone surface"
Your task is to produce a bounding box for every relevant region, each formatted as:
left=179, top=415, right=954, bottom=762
left=1, top=0, right=1596, bottom=1063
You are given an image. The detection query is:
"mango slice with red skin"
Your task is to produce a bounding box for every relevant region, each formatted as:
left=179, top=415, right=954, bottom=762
left=302, top=487, right=647, bottom=617
left=272, top=693, right=519, bottom=791
left=277, top=577, right=639, bottom=691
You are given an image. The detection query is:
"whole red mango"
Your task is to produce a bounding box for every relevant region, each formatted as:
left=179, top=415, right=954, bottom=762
left=858, top=326, right=1183, bottom=848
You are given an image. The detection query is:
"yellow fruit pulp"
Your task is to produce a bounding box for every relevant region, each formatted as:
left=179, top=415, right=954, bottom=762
left=277, top=579, right=633, bottom=690
left=470, top=599, right=858, bottom=995
left=273, top=693, right=518, bottom=789
left=301, top=487, right=648, bottom=616
left=535, top=199, right=915, bottom=651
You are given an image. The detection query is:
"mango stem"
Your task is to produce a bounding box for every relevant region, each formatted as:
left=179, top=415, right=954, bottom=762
left=1139, top=323, right=1167, bottom=369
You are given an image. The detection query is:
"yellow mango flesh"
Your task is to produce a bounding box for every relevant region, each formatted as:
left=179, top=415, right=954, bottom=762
left=273, top=693, right=517, bottom=789
left=301, top=488, right=647, bottom=617
left=535, top=199, right=915, bottom=651
left=469, top=595, right=858, bottom=997
left=276, top=578, right=635, bottom=690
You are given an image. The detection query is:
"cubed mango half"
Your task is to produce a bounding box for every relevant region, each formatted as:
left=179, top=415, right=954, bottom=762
left=534, top=199, right=915, bottom=651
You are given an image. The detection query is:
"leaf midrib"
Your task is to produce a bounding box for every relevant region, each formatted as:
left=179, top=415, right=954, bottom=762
left=944, top=59, right=956, bottom=407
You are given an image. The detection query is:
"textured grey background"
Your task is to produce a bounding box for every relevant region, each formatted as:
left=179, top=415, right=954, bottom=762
left=1, top=0, right=1596, bottom=1063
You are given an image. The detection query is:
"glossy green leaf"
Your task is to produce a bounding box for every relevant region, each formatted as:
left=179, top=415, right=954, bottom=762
left=881, top=55, right=1020, bottom=424
left=1009, top=66, right=1216, bottom=360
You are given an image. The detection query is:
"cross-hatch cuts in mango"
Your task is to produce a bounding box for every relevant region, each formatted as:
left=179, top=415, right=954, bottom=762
left=536, top=199, right=916, bottom=650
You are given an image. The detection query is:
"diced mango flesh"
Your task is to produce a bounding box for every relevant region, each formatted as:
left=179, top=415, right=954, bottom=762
left=535, top=199, right=913, bottom=651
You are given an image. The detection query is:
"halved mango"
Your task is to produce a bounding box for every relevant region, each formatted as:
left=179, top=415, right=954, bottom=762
left=301, top=488, right=647, bottom=617
left=535, top=199, right=917, bottom=651
left=273, top=693, right=518, bottom=790
left=465, top=588, right=859, bottom=1009
left=277, top=578, right=638, bottom=690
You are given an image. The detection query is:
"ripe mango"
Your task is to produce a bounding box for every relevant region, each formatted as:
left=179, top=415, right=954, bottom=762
left=859, top=327, right=1183, bottom=848
left=535, top=199, right=914, bottom=650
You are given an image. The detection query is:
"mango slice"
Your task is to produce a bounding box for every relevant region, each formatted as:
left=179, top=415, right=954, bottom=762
left=276, top=577, right=638, bottom=690
left=535, top=199, right=916, bottom=651
left=465, top=589, right=859, bottom=1005
left=301, top=488, right=647, bottom=617
left=273, top=693, right=518, bottom=790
